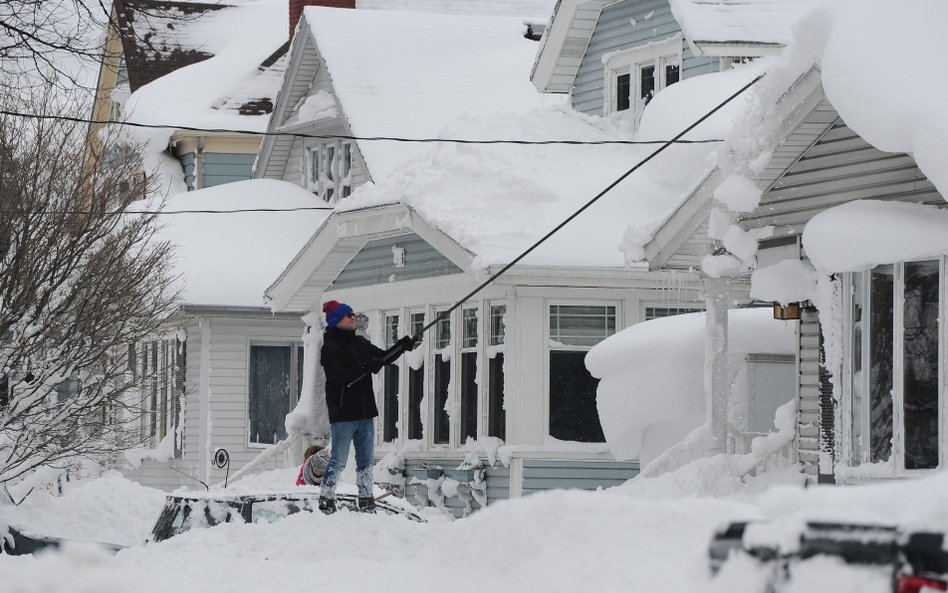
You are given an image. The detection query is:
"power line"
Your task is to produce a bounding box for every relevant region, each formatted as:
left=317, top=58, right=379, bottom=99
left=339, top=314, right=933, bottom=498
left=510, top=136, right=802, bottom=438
left=1, top=206, right=335, bottom=216
left=0, top=109, right=726, bottom=146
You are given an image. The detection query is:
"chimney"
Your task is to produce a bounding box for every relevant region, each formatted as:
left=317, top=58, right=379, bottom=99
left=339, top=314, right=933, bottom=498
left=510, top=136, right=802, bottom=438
left=290, top=0, right=355, bottom=39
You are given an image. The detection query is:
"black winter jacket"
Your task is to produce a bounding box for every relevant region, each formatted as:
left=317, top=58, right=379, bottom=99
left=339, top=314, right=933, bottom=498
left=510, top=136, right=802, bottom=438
left=320, top=327, right=388, bottom=424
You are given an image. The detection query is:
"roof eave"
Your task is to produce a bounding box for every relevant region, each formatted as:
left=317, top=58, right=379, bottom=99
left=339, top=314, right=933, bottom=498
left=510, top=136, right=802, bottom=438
left=691, top=40, right=786, bottom=58
left=531, top=0, right=610, bottom=94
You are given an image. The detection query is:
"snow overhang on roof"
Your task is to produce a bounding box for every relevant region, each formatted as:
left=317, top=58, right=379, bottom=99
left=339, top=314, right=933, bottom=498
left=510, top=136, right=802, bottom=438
left=668, top=0, right=822, bottom=58
left=530, top=0, right=612, bottom=93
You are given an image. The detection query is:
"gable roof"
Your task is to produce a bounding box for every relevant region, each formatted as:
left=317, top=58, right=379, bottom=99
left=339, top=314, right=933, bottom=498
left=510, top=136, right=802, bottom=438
left=297, top=7, right=550, bottom=184
left=357, top=0, right=555, bottom=18
left=645, top=0, right=948, bottom=271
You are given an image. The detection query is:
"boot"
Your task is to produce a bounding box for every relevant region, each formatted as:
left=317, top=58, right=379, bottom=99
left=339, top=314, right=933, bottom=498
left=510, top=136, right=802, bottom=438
left=318, top=496, right=336, bottom=514
left=357, top=496, right=376, bottom=513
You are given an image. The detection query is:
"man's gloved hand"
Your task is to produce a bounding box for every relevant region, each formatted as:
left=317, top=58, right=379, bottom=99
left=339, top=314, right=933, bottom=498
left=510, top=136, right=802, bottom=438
left=396, top=335, right=417, bottom=353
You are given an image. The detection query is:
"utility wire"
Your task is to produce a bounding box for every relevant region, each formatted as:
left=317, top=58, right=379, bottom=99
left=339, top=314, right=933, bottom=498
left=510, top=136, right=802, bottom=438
left=0, top=109, right=725, bottom=146
left=346, top=73, right=765, bottom=388
left=0, top=206, right=337, bottom=216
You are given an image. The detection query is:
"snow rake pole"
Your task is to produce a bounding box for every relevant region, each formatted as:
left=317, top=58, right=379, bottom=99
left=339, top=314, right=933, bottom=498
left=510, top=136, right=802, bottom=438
left=346, top=73, right=764, bottom=389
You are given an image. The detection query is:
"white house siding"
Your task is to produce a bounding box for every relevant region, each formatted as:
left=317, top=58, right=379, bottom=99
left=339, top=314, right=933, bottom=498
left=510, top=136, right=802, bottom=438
left=571, top=0, right=717, bottom=115
left=198, top=315, right=307, bottom=487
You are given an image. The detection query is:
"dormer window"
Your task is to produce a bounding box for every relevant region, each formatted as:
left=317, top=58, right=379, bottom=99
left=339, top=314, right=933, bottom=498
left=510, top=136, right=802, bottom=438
left=604, top=34, right=683, bottom=127
left=306, top=141, right=353, bottom=202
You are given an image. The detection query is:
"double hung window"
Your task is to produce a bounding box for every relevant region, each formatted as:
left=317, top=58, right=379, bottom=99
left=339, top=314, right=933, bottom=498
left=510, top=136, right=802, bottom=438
left=548, top=304, right=615, bottom=442
left=248, top=343, right=303, bottom=446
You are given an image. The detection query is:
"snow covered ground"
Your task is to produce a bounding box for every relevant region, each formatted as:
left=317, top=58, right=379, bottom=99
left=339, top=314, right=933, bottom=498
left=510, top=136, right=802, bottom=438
left=3, top=464, right=947, bottom=593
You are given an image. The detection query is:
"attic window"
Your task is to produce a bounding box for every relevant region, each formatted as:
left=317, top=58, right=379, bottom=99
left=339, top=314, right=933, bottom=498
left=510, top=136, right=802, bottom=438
left=604, top=34, right=683, bottom=127
left=306, top=141, right=353, bottom=202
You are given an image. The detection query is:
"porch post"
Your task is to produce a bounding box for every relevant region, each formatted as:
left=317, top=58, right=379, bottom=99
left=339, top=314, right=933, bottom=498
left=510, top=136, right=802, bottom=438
left=704, top=276, right=729, bottom=453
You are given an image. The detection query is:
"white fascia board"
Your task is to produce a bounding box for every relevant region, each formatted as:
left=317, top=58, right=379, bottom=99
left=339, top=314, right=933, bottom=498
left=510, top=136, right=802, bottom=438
left=643, top=66, right=825, bottom=269
left=265, top=212, right=337, bottom=312
left=692, top=40, right=786, bottom=58
left=531, top=0, right=609, bottom=93
left=254, top=19, right=315, bottom=179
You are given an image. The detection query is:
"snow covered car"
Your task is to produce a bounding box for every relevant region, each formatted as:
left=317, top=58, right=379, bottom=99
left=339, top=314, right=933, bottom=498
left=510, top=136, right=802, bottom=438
left=709, top=520, right=948, bottom=593
left=1, top=525, right=126, bottom=556
left=148, top=491, right=425, bottom=542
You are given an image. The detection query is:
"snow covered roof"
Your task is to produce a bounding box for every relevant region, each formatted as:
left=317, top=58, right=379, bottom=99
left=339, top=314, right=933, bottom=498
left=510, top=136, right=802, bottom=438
left=357, top=0, right=555, bottom=19
left=668, top=0, right=822, bottom=52
left=151, top=179, right=330, bottom=308
left=115, top=0, right=231, bottom=93
left=121, top=0, right=288, bottom=132
left=299, top=6, right=550, bottom=185
left=333, top=60, right=765, bottom=269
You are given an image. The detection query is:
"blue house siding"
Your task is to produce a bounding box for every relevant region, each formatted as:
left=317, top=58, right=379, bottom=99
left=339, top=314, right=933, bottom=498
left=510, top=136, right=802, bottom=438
left=571, top=0, right=717, bottom=116
left=202, top=153, right=256, bottom=188
left=522, top=459, right=640, bottom=495
left=396, top=457, right=636, bottom=517
left=329, top=233, right=463, bottom=290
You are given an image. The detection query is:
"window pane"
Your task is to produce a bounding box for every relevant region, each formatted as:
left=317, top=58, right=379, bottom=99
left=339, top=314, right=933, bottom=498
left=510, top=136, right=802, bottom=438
left=433, top=355, right=450, bottom=444
left=462, top=308, right=477, bottom=349
left=385, top=314, right=399, bottom=347
left=851, top=271, right=866, bottom=463
left=903, top=260, right=940, bottom=470
left=549, top=351, right=605, bottom=442
left=616, top=73, right=631, bottom=112
left=868, top=265, right=894, bottom=463
left=408, top=366, right=424, bottom=440
left=408, top=312, right=425, bottom=440
left=665, top=63, right=680, bottom=86
left=550, top=305, right=616, bottom=346
left=309, top=147, right=320, bottom=185
left=490, top=304, right=506, bottom=346
left=488, top=353, right=505, bottom=440
left=460, top=351, right=477, bottom=442
left=640, top=65, right=655, bottom=103
left=435, top=313, right=451, bottom=349
left=645, top=306, right=701, bottom=321
left=383, top=365, right=399, bottom=442
left=342, top=142, right=352, bottom=177
left=325, top=144, right=335, bottom=182
left=249, top=345, right=291, bottom=445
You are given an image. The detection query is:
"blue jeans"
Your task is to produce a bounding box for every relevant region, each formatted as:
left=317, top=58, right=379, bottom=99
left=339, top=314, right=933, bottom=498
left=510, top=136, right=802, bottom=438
left=320, top=418, right=375, bottom=499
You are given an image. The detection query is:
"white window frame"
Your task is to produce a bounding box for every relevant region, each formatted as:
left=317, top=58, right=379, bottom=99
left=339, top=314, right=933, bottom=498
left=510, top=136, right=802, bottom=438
left=841, top=259, right=945, bottom=475
left=305, top=141, right=354, bottom=202
left=545, top=301, right=619, bottom=442
left=603, top=34, right=683, bottom=126
left=247, top=341, right=304, bottom=448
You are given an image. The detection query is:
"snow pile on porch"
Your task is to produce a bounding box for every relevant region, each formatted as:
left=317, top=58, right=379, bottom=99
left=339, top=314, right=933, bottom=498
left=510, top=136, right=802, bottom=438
left=338, top=59, right=765, bottom=269
left=141, top=179, right=330, bottom=307
left=586, top=308, right=795, bottom=466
